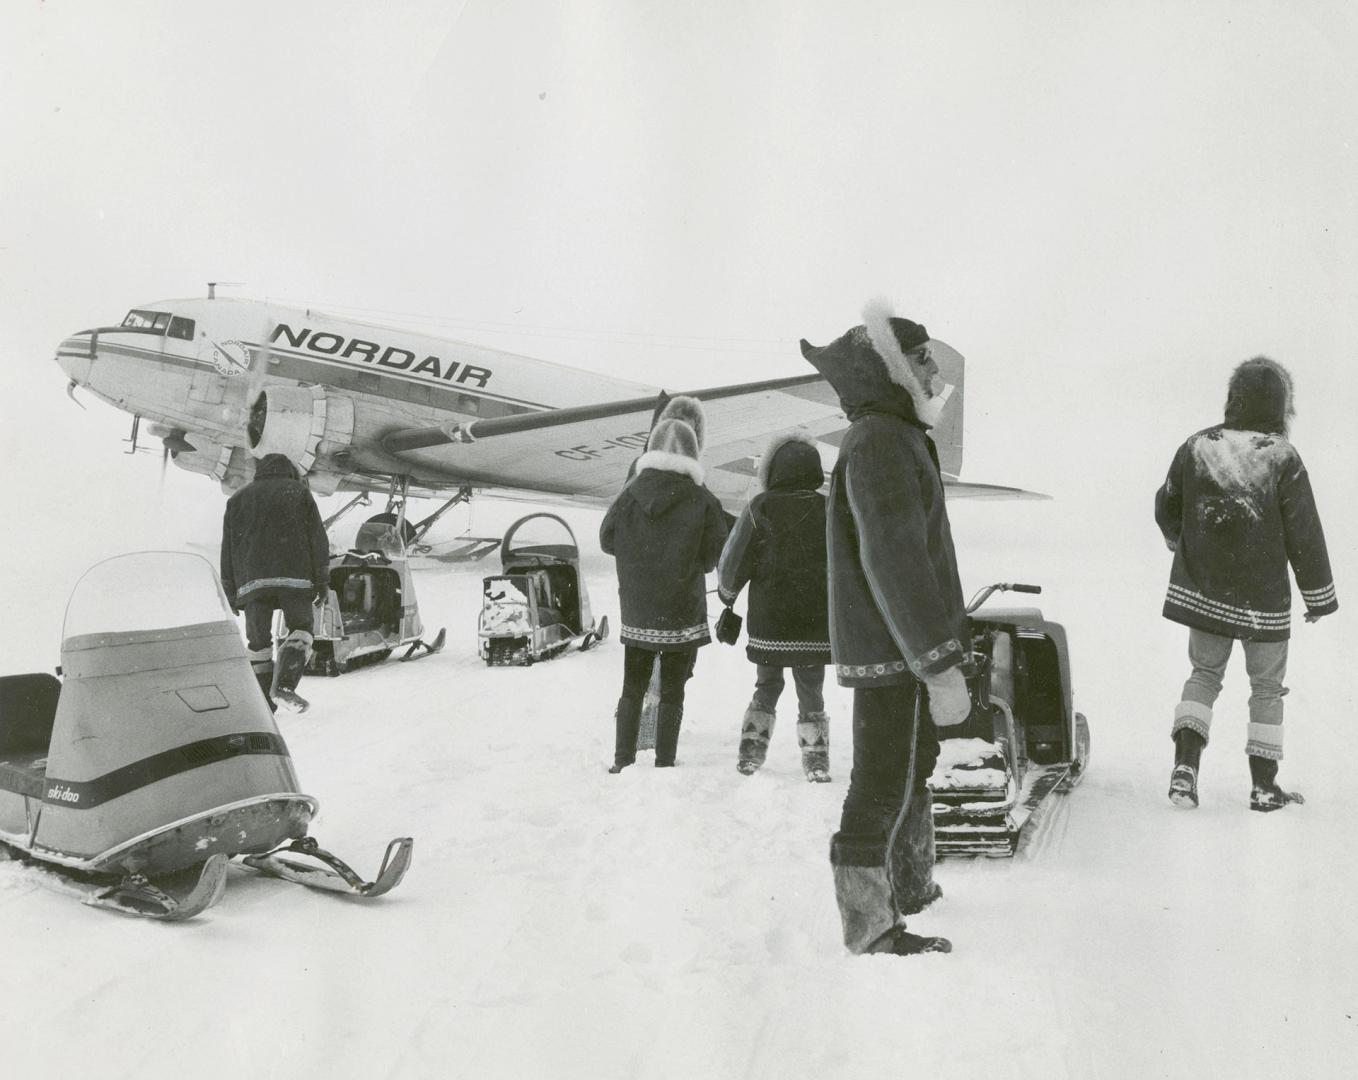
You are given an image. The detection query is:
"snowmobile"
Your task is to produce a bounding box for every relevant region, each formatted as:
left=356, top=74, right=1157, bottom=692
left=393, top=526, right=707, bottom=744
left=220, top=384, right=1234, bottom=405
left=0, top=551, right=413, bottom=920
left=478, top=513, right=609, bottom=666
left=928, top=582, right=1091, bottom=857
left=306, top=513, right=446, bottom=677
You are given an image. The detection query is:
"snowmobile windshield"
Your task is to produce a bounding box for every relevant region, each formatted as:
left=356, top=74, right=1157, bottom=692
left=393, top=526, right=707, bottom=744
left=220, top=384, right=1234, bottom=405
left=63, top=552, right=235, bottom=643
left=501, top=513, right=578, bottom=568
left=353, top=521, right=407, bottom=559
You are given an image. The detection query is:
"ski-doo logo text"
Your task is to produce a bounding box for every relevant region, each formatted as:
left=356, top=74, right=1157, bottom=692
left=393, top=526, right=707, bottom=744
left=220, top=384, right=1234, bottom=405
left=271, top=324, right=493, bottom=388
left=46, top=784, right=81, bottom=805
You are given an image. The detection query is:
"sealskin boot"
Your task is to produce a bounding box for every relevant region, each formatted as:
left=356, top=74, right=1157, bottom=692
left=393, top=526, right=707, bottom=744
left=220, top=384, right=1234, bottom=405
left=830, top=832, right=950, bottom=956
left=888, top=782, right=943, bottom=916
left=1248, top=755, right=1305, bottom=812
left=797, top=712, right=831, bottom=783
left=1169, top=728, right=1206, bottom=809
left=737, top=707, right=776, bottom=775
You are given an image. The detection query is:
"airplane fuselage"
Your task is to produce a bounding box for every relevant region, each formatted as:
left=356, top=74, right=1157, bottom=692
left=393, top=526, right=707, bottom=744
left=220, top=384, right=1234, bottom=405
left=55, top=298, right=657, bottom=497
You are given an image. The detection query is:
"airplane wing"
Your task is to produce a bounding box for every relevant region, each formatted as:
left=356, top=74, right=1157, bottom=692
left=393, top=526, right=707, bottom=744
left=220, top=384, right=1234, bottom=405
left=381, top=346, right=1043, bottom=512
left=383, top=373, right=851, bottom=514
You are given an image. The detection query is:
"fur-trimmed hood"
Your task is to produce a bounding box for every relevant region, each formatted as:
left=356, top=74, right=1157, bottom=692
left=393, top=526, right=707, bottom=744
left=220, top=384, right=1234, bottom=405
left=635, top=449, right=704, bottom=485
left=653, top=395, right=706, bottom=451
left=800, top=300, right=947, bottom=427
left=758, top=430, right=824, bottom=491
left=1224, top=356, right=1294, bottom=435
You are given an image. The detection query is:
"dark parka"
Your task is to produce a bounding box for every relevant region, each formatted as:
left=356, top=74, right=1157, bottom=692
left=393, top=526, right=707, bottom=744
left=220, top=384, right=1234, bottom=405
left=1154, top=358, right=1337, bottom=641
left=717, top=432, right=832, bottom=667
left=600, top=453, right=728, bottom=651
left=801, top=327, right=967, bottom=687
left=220, top=454, right=330, bottom=609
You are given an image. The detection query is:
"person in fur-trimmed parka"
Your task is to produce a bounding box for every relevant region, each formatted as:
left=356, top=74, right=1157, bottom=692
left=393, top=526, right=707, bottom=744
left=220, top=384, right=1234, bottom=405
left=800, top=300, right=973, bottom=957
left=221, top=453, right=330, bottom=710
left=716, top=430, right=833, bottom=781
left=1155, top=356, right=1337, bottom=813
left=600, top=414, right=728, bottom=771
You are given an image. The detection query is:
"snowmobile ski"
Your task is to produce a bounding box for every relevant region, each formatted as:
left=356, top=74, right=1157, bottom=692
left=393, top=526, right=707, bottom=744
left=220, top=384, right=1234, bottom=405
left=400, top=627, right=446, bottom=662
left=1, top=850, right=232, bottom=922
left=81, top=854, right=229, bottom=920
left=240, top=835, right=412, bottom=898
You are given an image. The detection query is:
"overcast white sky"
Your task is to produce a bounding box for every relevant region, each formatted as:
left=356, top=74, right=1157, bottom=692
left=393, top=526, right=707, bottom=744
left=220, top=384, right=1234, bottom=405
left=1, top=0, right=1355, bottom=598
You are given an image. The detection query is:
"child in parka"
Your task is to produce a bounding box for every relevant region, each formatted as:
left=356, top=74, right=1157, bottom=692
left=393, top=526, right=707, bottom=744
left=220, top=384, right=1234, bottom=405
left=600, top=413, right=728, bottom=771
left=1155, top=356, right=1337, bottom=811
left=717, top=430, right=833, bottom=781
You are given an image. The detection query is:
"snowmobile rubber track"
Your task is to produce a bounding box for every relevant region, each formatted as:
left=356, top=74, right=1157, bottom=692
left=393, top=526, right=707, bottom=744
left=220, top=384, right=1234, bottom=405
left=239, top=835, right=413, bottom=898
left=934, top=763, right=1073, bottom=858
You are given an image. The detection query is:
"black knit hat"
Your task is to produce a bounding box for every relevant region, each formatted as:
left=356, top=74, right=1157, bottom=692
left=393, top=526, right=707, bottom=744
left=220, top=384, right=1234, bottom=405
left=889, top=317, right=929, bottom=354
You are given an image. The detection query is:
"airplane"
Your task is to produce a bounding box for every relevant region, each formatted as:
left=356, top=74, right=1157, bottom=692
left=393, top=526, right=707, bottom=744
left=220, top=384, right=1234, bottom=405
left=54, top=291, right=1040, bottom=545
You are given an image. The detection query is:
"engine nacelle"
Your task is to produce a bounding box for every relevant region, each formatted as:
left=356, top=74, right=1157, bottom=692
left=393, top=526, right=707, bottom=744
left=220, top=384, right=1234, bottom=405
left=163, top=434, right=256, bottom=493
left=247, top=385, right=356, bottom=480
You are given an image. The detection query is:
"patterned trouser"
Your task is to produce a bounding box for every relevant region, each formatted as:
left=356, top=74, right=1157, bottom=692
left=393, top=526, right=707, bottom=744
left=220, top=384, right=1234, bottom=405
left=1173, top=627, right=1288, bottom=760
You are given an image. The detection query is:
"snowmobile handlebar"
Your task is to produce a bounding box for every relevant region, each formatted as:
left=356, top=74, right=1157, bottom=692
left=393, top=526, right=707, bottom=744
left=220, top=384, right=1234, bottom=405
left=965, top=581, right=1042, bottom=614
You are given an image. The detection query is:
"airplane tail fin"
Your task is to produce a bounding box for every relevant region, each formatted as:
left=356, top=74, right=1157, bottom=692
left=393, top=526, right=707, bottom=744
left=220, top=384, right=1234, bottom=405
left=929, top=340, right=965, bottom=481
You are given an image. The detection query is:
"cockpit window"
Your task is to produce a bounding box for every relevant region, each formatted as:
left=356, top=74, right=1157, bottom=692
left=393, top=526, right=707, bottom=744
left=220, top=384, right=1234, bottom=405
left=121, top=310, right=160, bottom=330
left=168, top=316, right=196, bottom=340
left=120, top=309, right=173, bottom=333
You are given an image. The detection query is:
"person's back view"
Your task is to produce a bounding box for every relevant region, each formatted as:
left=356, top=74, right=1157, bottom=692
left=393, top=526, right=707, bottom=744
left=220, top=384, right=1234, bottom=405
left=717, top=431, right=833, bottom=781
left=221, top=453, right=331, bottom=712
left=600, top=415, right=728, bottom=771
left=1155, top=357, right=1337, bottom=811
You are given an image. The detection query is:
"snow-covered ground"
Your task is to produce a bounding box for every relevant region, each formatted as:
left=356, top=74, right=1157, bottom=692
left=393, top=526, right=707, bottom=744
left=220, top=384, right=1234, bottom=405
left=1, top=479, right=1353, bottom=1080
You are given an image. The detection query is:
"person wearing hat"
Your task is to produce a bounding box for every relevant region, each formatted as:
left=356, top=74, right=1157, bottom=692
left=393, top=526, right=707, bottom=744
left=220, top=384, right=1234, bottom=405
left=220, top=452, right=330, bottom=712
left=716, top=430, right=833, bottom=781
left=801, top=299, right=972, bottom=956
left=1155, top=356, right=1337, bottom=812
left=600, top=412, right=728, bottom=771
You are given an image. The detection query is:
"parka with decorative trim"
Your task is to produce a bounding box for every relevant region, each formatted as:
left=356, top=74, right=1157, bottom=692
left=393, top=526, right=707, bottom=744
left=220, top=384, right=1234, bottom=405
left=717, top=431, right=831, bottom=667
left=801, top=313, right=967, bottom=688
left=600, top=449, right=728, bottom=652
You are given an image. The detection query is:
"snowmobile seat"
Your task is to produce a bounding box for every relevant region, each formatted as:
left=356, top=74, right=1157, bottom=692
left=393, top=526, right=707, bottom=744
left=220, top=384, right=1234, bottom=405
left=1015, top=636, right=1068, bottom=764
left=333, top=566, right=402, bottom=635
left=0, top=672, right=60, bottom=755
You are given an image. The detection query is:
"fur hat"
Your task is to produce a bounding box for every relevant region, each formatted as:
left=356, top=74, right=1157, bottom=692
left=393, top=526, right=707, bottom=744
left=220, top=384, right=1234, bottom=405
left=800, top=299, right=948, bottom=427
left=1224, top=356, right=1294, bottom=435
left=653, top=394, right=706, bottom=451
left=636, top=418, right=704, bottom=484
left=759, top=430, right=824, bottom=491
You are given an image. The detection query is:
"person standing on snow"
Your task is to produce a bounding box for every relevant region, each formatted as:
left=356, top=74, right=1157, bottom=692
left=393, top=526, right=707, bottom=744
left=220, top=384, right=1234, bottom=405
left=1155, top=357, right=1337, bottom=811
left=716, top=430, right=833, bottom=782
left=801, top=301, right=972, bottom=957
left=221, top=452, right=331, bottom=712
left=600, top=413, right=728, bottom=771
